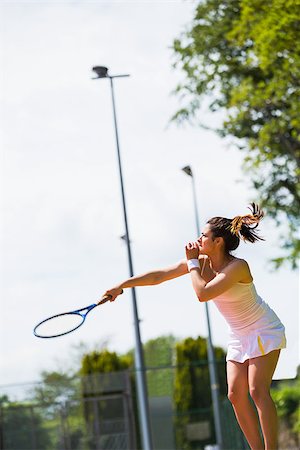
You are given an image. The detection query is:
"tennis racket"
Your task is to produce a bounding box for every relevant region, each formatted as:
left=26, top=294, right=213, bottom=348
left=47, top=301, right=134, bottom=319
left=34, top=292, right=122, bottom=339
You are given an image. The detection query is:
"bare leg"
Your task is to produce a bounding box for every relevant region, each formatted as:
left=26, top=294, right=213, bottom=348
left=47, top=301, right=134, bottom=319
left=248, top=350, right=280, bottom=450
left=227, top=360, right=263, bottom=450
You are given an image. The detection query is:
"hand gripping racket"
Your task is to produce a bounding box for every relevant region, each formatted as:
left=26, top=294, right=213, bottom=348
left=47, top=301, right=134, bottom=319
left=33, top=291, right=123, bottom=339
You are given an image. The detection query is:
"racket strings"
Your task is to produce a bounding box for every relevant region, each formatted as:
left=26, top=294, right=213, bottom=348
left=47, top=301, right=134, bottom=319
left=34, top=313, right=84, bottom=338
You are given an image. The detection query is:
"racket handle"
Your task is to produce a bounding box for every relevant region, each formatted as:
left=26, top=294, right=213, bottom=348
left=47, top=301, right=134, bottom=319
left=97, top=290, right=123, bottom=305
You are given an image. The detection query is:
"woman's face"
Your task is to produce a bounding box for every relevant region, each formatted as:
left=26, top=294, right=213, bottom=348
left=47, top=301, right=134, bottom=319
left=197, top=224, right=216, bottom=255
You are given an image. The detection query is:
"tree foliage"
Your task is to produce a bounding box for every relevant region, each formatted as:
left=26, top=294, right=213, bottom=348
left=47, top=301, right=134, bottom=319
left=32, top=370, right=79, bottom=409
left=143, top=334, right=176, bottom=397
left=0, top=395, right=51, bottom=450
left=271, top=369, right=300, bottom=440
left=174, top=336, right=227, bottom=449
left=30, top=371, right=85, bottom=449
left=81, top=349, right=132, bottom=375
left=80, top=349, right=138, bottom=449
left=172, top=0, right=300, bottom=268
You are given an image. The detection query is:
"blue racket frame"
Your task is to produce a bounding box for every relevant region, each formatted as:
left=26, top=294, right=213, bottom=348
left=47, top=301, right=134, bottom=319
left=34, top=296, right=111, bottom=339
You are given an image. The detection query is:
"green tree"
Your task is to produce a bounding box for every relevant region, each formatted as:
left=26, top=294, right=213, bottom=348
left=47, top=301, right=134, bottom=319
left=80, top=349, right=133, bottom=400
left=31, top=371, right=84, bottom=449
left=32, top=370, right=79, bottom=411
left=80, top=349, right=137, bottom=450
left=81, top=349, right=132, bottom=375
left=144, top=334, right=177, bottom=397
left=174, top=336, right=227, bottom=450
left=0, top=395, right=51, bottom=450
left=271, top=370, right=300, bottom=448
left=172, top=0, right=300, bottom=268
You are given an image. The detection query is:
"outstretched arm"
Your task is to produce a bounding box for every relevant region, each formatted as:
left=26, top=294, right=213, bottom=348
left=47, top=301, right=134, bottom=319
left=103, top=259, right=189, bottom=301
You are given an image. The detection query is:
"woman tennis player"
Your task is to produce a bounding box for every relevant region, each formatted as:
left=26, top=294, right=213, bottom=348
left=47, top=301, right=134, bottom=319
left=103, top=203, right=286, bottom=450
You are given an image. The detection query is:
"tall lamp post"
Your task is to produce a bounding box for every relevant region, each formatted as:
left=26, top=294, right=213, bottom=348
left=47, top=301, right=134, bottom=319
left=182, top=165, right=223, bottom=450
left=92, top=66, right=153, bottom=450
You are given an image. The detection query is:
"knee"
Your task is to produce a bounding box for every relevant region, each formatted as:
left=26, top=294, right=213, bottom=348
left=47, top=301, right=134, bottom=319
left=227, top=388, right=248, bottom=405
left=227, top=390, right=236, bottom=404
left=249, top=385, right=270, bottom=405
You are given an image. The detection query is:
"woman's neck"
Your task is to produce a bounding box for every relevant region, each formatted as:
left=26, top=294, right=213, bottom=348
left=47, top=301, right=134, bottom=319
left=209, top=253, right=234, bottom=273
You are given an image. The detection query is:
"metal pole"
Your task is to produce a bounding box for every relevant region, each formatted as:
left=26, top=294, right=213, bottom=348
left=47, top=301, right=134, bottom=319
left=190, top=174, right=201, bottom=237
left=99, top=74, right=153, bottom=450
left=183, top=166, right=224, bottom=450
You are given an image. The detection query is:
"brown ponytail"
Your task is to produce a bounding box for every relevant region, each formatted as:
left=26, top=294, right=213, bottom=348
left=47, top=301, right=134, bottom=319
left=207, top=203, right=264, bottom=253
left=230, top=203, right=264, bottom=243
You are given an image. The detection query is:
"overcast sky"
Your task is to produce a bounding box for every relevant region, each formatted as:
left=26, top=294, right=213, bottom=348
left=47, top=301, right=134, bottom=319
left=0, top=0, right=298, bottom=393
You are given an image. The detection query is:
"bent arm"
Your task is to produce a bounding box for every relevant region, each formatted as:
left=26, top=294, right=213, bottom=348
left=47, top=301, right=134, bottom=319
left=190, top=259, right=249, bottom=302
left=104, top=259, right=188, bottom=300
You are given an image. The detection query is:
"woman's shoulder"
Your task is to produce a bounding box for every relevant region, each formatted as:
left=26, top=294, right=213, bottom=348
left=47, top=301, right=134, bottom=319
left=229, top=258, right=253, bottom=282
left=227, top=257, right=250, bottom=271
left=232, top=257, right=251, bottom=269
left=230, top=257, right=247, bottom=264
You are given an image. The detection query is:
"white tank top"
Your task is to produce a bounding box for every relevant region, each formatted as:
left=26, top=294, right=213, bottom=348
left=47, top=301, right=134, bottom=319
left=212, top=282, right=274, bottom=331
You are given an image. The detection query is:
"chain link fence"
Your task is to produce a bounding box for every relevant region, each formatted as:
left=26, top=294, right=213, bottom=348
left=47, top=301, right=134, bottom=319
left=0, top=365, right=247, bottom=450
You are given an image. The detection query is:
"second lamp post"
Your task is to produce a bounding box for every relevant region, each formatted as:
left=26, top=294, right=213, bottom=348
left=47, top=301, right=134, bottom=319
left=182, top=165, right=224, bottom=450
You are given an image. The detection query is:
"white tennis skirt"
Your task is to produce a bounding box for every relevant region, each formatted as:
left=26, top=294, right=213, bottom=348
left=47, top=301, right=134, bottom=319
left=226, top=313, right=286, bottom=363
